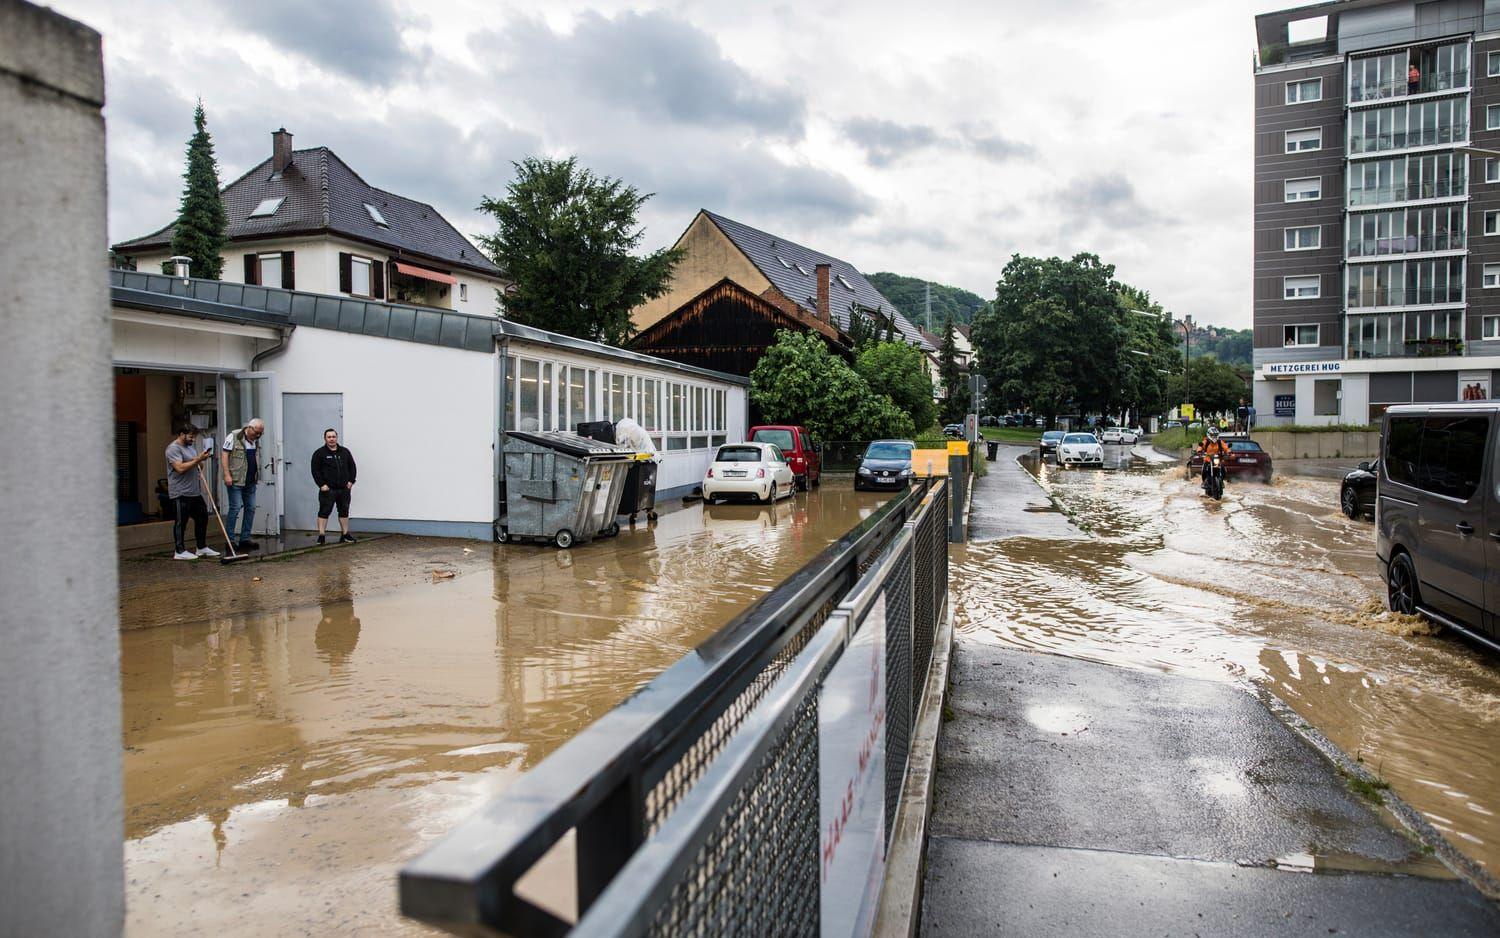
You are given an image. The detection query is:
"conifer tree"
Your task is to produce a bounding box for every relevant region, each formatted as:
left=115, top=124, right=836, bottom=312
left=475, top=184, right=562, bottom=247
left=939, top=316, right=967, bottom=424
left=166, top=101, right=227, bottom=279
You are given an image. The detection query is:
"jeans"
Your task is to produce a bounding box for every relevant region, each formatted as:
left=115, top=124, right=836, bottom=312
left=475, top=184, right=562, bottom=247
left=225, top=484, right=256, bottom=543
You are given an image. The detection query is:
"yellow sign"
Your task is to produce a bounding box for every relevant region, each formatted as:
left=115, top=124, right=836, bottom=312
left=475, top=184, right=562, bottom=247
left=1180, top=404, right=1196, bottom=419
left=946, top=440, right=969, bottom=456
left=910, top=448, right=949, bottom=477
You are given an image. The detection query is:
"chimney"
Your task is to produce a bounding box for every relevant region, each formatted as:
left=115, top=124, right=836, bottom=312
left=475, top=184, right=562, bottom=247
left=815, top=263, right=831, bottom=321
left=272, top=127, right=293, bottom=173
left=169, top=256, right=191, bottom=281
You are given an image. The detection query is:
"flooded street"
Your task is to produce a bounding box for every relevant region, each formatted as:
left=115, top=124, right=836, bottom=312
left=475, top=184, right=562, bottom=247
left=953, top=448, right=1500, bottom=881
left=119, top=488, right=890, bottom=936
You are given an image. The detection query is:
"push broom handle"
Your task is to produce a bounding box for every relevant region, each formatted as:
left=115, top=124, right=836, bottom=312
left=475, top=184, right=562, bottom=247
left=197, top=463, right=242, bottom=559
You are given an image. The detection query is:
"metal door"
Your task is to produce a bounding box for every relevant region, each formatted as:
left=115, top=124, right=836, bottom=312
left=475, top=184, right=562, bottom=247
left=282, top=393, right=343, bottom=531
left=219, top=371, right=280, bottom=537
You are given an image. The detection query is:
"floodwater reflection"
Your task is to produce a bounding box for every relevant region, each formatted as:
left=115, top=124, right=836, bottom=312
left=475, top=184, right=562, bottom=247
left=953, top=458, right=1500, bottom=878
left=120, top=488, right=888, bottom=936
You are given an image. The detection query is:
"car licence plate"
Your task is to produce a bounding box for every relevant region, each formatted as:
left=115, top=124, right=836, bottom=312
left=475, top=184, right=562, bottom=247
left=724, top=470, right=746, bottom=477
left=1237, top=458, right=1257, bottom=464
left=876, top=476, right=896, bottom=484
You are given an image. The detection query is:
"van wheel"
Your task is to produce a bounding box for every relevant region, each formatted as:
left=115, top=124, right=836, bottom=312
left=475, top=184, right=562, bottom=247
left=1387, top=553, right=1419, bottom=616
left=1341, top=486, right=1359, bottom=519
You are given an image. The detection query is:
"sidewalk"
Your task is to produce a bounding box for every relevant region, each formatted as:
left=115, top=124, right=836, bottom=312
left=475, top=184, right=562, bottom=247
left=922, top=454, right=1500, bottom=936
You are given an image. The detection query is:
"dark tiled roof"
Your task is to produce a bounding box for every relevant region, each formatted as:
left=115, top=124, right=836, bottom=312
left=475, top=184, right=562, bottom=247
left=113, top=147, right=502, bottom=279
left=701, top=210, right=933, bottom=352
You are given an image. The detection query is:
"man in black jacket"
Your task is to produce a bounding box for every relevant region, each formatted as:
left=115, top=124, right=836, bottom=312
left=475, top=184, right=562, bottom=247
left=311, top=428, right=357, bottom=544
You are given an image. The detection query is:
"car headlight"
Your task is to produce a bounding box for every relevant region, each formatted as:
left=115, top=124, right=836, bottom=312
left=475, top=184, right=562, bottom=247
left=900, top=467, right=912, bottom=476
left=857, top=465, right=872, bottom=475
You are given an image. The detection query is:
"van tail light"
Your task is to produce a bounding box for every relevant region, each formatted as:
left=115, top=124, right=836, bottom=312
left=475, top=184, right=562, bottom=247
left=707, top=467, right=714, bottom=478
left=756, top=468, right=766, bottom=478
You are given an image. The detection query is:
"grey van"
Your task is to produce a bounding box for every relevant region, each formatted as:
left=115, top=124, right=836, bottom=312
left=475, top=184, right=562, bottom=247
left=1378, top=402, right=1500, bottom=653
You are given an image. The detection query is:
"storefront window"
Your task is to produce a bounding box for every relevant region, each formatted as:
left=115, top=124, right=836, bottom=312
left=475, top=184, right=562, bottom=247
left=518, top=359, right=539, bottom=431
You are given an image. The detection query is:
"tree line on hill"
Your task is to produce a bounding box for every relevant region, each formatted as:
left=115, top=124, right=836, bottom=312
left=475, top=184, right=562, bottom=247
left=866, top=272, right=988, bottom=328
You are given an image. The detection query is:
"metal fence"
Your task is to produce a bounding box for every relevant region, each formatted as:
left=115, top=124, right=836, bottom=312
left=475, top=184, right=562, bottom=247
left=400, top=478, right=950, bottom=937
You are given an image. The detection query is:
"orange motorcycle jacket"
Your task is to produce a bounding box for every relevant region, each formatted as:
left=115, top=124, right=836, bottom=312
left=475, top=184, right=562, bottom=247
left=1201, top=438, right=1232, bottom=459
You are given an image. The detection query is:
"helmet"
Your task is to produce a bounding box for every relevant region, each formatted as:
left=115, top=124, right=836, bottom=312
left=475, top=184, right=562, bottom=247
left=1206, top=426, right=1220, bottom=441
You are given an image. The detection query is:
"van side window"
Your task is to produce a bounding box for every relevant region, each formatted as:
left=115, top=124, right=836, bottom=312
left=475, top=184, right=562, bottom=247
left=1418, top=416, right=1489, bottom=501
left=1385, top=417, right=1422, bottom=486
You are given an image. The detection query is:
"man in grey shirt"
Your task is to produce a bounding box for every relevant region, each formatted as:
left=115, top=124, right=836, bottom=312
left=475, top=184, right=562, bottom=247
left=165, top=424, right=218, bottom=560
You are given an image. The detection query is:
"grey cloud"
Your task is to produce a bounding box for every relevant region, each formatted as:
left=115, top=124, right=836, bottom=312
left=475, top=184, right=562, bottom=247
left=1058, top=173, right=1169, bottom=230
left=489, top=11, right=805, bottom=137
left=219, top=0, right=422, bottom=86
left=840, top=117, right=1035, bottom=167
left=840, top=118, right=940, bottom=167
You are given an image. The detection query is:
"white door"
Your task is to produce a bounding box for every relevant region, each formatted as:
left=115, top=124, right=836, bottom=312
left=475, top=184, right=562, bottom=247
left=219, top=371, right=281, bottom=537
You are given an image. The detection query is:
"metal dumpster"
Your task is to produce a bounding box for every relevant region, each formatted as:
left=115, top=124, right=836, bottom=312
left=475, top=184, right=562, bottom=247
left=619, top=456, right=659, bottom=523
left=500, top=431, right=635, bottom=548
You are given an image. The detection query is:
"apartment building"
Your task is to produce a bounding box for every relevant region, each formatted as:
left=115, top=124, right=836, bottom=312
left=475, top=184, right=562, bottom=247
left=1253, top=0, right=1500, bottom=425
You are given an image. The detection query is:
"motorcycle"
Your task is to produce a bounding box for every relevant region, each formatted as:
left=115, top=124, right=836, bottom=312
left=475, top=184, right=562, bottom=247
left=1202, top=452, right=1226, bottom=501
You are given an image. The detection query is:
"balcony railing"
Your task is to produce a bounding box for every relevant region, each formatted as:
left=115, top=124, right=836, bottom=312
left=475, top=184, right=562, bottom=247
left=1347, top=178, right=1466, bottom=206
left=1346, top=231, right=1466, bottom=258
left=1349, top=68, right=1470, bottom=103
left=1345, top=286, right=1465, bottom=308
left=1349, top=122, right=1468, bottom=155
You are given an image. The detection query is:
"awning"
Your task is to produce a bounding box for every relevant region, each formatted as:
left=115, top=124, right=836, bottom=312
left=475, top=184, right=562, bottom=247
left=393, top=261, right=456, bottom=285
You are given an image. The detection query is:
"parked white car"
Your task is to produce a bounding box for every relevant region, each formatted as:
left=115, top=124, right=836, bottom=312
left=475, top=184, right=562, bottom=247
left=703, top=442, right=797, bottom=504
left=1058, top=432, right=1104, bottom=468
left=1101, top=427, right=1140, bottom=445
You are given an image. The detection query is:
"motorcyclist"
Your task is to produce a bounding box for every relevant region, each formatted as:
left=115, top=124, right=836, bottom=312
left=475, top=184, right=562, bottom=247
left=1199, top=425, right=1232, bottom=488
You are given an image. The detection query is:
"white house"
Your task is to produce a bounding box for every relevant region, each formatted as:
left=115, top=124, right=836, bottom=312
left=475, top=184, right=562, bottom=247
left=110, top=270, right=748, bottom=545
left=111, top=129, right=507, bottom=317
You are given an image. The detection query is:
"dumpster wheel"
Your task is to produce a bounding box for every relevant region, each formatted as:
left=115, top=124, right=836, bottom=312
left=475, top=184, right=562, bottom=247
left=494, top=523, right=509, bottom=544
left=555, top=529, right=574, bottom=549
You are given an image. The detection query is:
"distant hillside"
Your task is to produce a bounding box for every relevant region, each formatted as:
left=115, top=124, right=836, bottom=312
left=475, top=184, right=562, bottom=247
left=867, top=272, right=988, bottom=328
left=1187, top=327, right=1252, bottom=368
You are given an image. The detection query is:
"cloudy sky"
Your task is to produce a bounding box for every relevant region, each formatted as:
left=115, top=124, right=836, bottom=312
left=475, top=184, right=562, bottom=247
left=56, top=0, right=1282, bottom=327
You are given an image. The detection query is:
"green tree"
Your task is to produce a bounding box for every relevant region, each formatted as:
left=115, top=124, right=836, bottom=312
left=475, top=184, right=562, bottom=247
left=866, top=272, right=988, bottom=326
left=973, top=297, right=1076, bottom=424
left=856, top=340, right=935, bottom=431
left=937, top=317, right=967, bottom=424
left=1167, top=356, right=1247, bottom=419
left=477, top=157, right=682, bottom=345
left=165, top=101, right=227, bottom=280
left=750, top=330, right=914, bottom=441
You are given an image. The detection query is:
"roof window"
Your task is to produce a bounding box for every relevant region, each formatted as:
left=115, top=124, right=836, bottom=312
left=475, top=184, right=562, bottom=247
left=248, top=197, right=285, bottom=219
left=775, top=254, right=793, bottom=268
left=794, top=263, right=809, bottom=275
left=364, top=202, right=388, bottom=227
left=836, top=274, right=854, bottom=290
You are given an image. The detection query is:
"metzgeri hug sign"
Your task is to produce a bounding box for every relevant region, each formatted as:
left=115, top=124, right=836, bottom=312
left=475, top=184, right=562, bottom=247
left=1264, top=361, right=1341, bottom=375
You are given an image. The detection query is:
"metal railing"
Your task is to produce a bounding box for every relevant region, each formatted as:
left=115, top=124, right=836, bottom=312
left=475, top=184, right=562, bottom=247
left=400, top=478, right=950, bottom=936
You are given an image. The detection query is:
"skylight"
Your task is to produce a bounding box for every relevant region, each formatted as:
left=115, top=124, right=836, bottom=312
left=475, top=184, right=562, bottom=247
left=775, top=254, right=793, bottom=268
left=248, top=196, right=284, bottom=218
left=836, top=274, right=854, bottom=290
left=364, top=202, right=388, bottom=227
left=794, top=263, right=809, bottom=276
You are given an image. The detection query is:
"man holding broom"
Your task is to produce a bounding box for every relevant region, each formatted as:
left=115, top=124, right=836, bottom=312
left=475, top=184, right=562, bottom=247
left=165, top=424, right=219, bottom=561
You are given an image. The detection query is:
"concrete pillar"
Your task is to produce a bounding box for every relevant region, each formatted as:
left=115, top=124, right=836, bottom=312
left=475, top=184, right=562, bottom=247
left=0, top=3, right=121, bottom=935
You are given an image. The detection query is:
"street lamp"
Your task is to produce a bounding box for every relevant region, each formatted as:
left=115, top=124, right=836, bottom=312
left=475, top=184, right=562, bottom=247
left=1131, top=309, right=1191, bottom=419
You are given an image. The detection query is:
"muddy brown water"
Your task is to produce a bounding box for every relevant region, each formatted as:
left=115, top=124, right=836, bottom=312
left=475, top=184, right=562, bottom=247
left=119, top=489, right=890, bottom=936
left=954, top=455, right=1500, bottom=880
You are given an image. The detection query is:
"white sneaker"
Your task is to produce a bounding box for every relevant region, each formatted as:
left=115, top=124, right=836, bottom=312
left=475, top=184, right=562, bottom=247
left=173, top=551, right=197, bottom=561
left=195, top=547, right=221, bottom=558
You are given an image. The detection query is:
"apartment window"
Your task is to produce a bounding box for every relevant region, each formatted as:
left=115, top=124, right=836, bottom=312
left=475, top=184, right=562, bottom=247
left=1284, top=324, right=1320, bottom=347
left=1283, top=276, right=1320, bottom=299
left=350, top=257, right=371, bottom=297
left=1487, top=211, right=1500, bottom=236
left=1490, top=51, right=1500, bottom=77
left=1284, top=128, right=1322, bottom=153
left=459, top=283, right=468, bottom=302
left=1284, top=226, right=1320, bottom=251
left=1489, top=105, right=1500, bottom=131
left=1284, top=177, right=1321, bottom=202
left=1485, top=263, right=1500, bottom=288
left=1488, top=159, right=1500, bottom=184
left=258, top=252, right=282, bottom=288
left=1285, top=78, right=1322, bottom=104
left=1485, top=316, right=1500, bottom=339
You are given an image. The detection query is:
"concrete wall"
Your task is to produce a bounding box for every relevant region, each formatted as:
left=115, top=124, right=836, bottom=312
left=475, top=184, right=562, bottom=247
left=0, top=3, right=122, bottom=934
left=631, top=212, right=773, bottom=332
left=272, top=327, right=498, bottom=532
left=1250, top=429, right=1381, bottom=460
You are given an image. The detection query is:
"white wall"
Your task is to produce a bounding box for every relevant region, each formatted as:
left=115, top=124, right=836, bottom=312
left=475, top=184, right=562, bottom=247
left=113, top=310, right=272, bottom=371
left=272, top=327, right=496, bottom=529
left=1340, top=372, right=1370, bottom=424
left=0, top=5, right=122, bottom=934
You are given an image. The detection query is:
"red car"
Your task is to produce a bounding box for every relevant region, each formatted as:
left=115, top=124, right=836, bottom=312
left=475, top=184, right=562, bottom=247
left=748, top=425, right=822, bottom=489
left=1187, top=436, right=1273, bottom=483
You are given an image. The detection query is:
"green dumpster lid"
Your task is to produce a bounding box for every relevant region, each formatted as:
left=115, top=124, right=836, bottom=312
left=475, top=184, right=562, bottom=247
left=506, top=430, right=636, bottom=460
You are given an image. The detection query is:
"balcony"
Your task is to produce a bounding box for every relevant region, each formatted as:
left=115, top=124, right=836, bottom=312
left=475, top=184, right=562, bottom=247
left=1347, top=178, right=1465, bottom=207
left=1349, top=122, right=1468, bottom=156
left=1346, top=231, right=1466, bottom=259
left=1349, top=68, right=1470, bottom=104
left=1347, top=311, right=1466, bottom=359
left=1345, top=286, right=1464, bottom=309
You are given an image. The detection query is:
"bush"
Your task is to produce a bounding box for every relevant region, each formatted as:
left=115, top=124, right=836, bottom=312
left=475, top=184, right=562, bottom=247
left=750, top=330, right=914, bottom=441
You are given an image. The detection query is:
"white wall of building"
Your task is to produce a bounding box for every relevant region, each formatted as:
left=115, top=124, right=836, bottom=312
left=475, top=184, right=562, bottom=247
left=0, top=5, right=122, bottom=933
left=113, top=310, right=274, bottom=371
left=1340, top=373, right=1370, bottom=424
left=272, top=328, right=497, bottom=535
left=132, top=235, right=504, bottom=317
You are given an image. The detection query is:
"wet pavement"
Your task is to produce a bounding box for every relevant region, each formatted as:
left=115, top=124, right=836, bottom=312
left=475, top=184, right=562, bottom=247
left=117, top=489, right=893, bottom=936
left=947, top=443, right=1500, bottom=887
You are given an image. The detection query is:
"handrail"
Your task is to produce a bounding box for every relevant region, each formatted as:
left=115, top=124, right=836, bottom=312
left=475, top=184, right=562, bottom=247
left=400, top=479, right=934, bottom=935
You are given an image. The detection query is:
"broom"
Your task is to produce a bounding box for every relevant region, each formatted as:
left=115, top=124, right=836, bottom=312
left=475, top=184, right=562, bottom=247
left=197, top=463, right=252, bottom=565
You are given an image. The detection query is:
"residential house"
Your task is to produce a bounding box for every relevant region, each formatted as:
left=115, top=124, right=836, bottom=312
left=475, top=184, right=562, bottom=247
left=112, top=128, right=506, bottom=317
left=631, top=210, right=934, bottom=375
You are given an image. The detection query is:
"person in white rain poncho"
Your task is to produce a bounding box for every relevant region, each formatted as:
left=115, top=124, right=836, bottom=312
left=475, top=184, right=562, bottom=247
left=613, top=417, right=658, bottom=459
